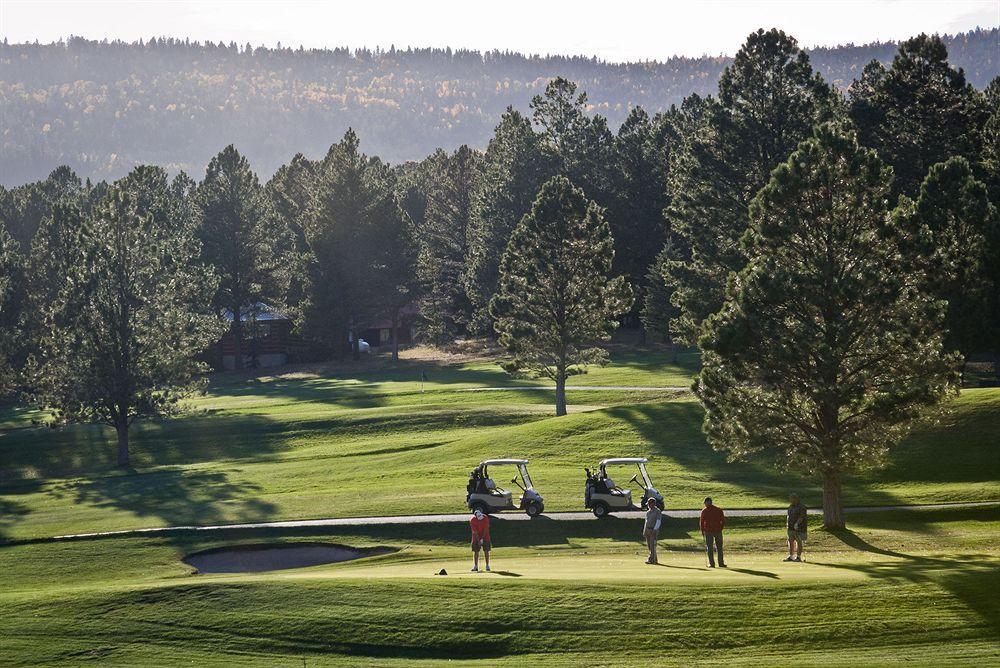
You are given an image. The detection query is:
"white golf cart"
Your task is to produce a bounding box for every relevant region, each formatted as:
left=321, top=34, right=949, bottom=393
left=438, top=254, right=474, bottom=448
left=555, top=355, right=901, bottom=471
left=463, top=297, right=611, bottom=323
left=584, top=457, right=664, bottom=517
left=466, top=459, right=544, bottom=517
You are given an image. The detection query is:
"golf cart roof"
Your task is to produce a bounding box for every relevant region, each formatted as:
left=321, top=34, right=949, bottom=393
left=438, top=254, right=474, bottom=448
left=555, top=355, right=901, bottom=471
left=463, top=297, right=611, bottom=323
left=479, top=459, right=529, bottom=466
left=600, top=458, right=649, bottom=466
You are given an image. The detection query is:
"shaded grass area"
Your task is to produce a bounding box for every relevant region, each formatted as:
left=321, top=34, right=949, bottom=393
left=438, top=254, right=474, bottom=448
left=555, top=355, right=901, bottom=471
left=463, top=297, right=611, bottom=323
left=1, top=508, right=998, bottom=666
left=0, top=347, right=997, bottom=542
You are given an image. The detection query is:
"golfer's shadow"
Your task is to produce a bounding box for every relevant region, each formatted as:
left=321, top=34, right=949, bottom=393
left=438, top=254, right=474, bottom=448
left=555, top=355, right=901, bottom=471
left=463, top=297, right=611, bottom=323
left=490, top=570, right=522, bottom=577
left=651, top=563, right=707, bottom=571
left=730, top=567, right=779, bottom=579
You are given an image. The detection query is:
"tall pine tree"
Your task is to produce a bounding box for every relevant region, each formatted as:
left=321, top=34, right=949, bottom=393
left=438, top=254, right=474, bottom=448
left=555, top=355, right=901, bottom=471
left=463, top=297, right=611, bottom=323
left=29, top=167, right=224, bottom=467
left=464, top=108, right=552, bottom=334
left=197, top=145, right=293, bottom=370
left=491, top=176, right=632, bottom=416
left=849, top=34, right=990, bottom=199
left=417, top=146, right=483, bottom=343
left=697, top=124, right=956, bottom=529
left=664, top=29, right=835, bottom=344
left=893, top=157, right=998, bottom=363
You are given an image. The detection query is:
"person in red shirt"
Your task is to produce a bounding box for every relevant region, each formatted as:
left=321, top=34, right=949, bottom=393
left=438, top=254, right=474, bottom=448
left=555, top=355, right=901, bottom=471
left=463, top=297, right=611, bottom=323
left=700, top=497, right=726, bottom=568
left=470, top=509, right=491, bottom=572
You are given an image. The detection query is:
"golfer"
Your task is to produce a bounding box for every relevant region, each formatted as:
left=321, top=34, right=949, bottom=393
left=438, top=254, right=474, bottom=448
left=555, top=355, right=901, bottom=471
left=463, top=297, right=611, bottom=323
left=700, top=497, right=726, bottom=568
left=643, top=497, right=663, bottom=564
left=470, top=508, right=491, bottom=572
left=785, top=493, right=807, bottom=562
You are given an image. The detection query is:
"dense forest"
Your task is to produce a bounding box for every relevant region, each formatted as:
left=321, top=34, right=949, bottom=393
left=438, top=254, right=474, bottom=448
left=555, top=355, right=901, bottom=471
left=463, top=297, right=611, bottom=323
left=0, top=27, right=996, bottom=185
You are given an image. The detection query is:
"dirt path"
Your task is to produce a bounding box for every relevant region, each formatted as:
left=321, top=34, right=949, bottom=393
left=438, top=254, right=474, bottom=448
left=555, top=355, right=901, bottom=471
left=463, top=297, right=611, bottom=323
left=47, top=501, right=999, bottom=542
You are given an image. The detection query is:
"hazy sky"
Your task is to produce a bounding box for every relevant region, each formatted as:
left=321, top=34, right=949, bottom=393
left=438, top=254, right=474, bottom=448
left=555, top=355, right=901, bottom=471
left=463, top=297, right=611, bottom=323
left=2, top=0, right=997, bottom=61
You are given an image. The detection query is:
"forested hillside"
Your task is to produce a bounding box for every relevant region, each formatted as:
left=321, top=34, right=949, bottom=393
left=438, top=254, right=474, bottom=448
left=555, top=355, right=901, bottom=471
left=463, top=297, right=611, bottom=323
left=1, top=27, right=996, bottom=185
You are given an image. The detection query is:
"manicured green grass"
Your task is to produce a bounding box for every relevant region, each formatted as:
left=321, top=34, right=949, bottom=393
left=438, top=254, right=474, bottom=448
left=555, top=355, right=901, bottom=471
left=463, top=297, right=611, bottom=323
left=1, top=507, right=997, bottom=665
left=1, top=349, right=998, bottom=541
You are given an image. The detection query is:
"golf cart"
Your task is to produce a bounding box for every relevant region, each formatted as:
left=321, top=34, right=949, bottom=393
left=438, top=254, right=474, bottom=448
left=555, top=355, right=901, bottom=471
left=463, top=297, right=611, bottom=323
left=584, top=457, right=664, bottom=517
left=467, top=459, right=544, bottom=517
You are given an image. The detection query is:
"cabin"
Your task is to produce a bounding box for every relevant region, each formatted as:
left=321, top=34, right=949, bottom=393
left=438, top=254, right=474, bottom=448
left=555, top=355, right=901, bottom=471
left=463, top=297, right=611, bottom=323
left=217, top=304, right=300, bottom=370
left=358, top=303, right=420, bottom=348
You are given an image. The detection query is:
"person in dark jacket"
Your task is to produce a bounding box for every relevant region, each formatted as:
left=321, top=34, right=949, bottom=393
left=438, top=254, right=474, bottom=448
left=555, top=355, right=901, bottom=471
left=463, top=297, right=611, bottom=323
left=700, top=497, right=726, bottom=567
left=784, top=493, right=808, bottom=562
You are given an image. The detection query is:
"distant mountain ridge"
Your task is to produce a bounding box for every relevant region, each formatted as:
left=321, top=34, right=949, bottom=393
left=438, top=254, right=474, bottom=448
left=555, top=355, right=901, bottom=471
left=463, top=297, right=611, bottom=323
left=1, top=27, right=996, bottom=186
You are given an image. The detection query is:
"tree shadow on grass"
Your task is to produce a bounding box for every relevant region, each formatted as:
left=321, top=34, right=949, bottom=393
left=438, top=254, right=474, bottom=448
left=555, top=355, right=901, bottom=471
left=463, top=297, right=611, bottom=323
left=0, top=497, right=30, bottom=544
left=609, top=402, right=914, bottom=508
left=816, top=529, right=1000, bottom=634
left=47, top=467, right=277, bottom=538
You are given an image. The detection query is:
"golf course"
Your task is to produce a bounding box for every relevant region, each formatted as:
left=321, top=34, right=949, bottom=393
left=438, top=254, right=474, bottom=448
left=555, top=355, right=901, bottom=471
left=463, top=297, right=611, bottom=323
left=1, top=347, right=998, bottom=665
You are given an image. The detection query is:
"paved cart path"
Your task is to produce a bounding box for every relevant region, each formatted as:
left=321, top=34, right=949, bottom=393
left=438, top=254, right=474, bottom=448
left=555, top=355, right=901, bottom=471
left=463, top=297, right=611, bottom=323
left=458, top=386, right=690, bottom=392
left=45, top=501, right=999, bottom=542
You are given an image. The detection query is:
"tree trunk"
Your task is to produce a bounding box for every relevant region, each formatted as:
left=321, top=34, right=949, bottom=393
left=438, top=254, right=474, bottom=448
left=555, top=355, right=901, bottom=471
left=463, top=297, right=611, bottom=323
left=392, top=307, right=400, bottom=363
left=821, top=469, right=845, bottom=529
left=232, top=307, right=243, bottom=371
left=116, top=422, right=130, bottom=468
left=555, top=371, right=567, bottom=417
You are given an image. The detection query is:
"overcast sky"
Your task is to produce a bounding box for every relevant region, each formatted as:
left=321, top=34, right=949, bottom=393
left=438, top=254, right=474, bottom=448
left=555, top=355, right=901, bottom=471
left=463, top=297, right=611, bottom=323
left=1, top=0, right=997, bottom=61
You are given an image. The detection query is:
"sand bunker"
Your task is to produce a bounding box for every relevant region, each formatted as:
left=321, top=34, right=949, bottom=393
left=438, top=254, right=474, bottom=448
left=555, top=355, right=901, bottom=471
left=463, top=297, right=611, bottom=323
left=183, top=543, right=395, bottom=573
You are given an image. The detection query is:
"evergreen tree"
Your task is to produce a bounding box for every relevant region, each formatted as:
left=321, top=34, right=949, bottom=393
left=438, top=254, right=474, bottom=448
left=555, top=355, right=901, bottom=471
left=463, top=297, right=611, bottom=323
left=640, top=95, right=711, bottom=340
left=894, top=157, right=999, bottom=362
left=980, top=77, right=1000, bottom=207
left=491, top=176, right=632, bottom=416
left=849, top=34, right=990, bottom=199
left=19, top=201, right=86, bottom=362
left=697, top=124, right=956, bottom=529
left=28, top=167, right=224, bottom=467
left=464, top=108, right=552, bottom=334
left=531, top=77, right=617, bottom=206
left=266, top=153, right=319, bottom=312
left=664, top=29, right=835, bottom=344
left=0, top=166, right=86, bottom=247
left=0, top=224, right=20, bottom=393
left=197, top=145, right=292, bottom=370
left=613, top=107, right=670, bottom=325
left=303, top=130, right=415, bottom=359
left=417, top=146, right=483, bottom=343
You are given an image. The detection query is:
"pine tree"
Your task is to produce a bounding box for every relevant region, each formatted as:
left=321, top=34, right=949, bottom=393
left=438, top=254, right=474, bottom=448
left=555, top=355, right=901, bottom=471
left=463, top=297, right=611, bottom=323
left=0, top=224, right=20, bottom=393
left=696, top=124, right=956, bottom=529
left=464, top=108, right=553, bottom=334
left=894, top=157, right=999, bottom=362
left=266, top=153, right=319, bottom=312
left=980, top=77, right=1000, bottom=208
left=613, top=107, right=670, bottom=326
left=28, top=167, right=224, bottom=467
left=417, top=146, right=483, bottom=343
left=664, top=29, right=835, bottom=344
left=303, top=130, right=415, bottom=359
left=491, top=176, right=632, bottom=416
left=197, top=145, right=293, bottom=370
left=849, top=34, right=990, bottom=199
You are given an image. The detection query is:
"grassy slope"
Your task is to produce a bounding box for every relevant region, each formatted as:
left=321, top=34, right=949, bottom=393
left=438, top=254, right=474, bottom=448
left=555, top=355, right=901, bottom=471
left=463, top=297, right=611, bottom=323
left=1, top=507, right=998, bottom=666
left=1, top=349, right=998, bottom=542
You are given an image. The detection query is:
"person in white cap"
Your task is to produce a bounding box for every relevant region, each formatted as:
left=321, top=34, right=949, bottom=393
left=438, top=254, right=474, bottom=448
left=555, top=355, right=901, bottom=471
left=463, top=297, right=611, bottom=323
left=470, top=508, right=491, bottom=572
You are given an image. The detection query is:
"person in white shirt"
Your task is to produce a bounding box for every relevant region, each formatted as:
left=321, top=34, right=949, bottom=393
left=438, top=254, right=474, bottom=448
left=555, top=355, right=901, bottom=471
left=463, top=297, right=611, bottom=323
left=643, top=497, right=663, bottom=564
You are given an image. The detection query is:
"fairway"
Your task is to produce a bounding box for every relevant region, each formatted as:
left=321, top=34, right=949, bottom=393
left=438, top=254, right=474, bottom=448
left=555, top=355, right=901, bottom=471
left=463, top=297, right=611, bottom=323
left=1, top=349, right=998, bottom=542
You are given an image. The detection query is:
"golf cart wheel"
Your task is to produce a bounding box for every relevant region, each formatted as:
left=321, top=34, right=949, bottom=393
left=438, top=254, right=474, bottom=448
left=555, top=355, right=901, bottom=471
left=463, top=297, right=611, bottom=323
left=471, top=502, right=489, bottom=515
left=656, top=499, right=665, bottom=511
left=525, top=502, right=542, bottom=517
left=592, top=502, right=609, bottom=518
